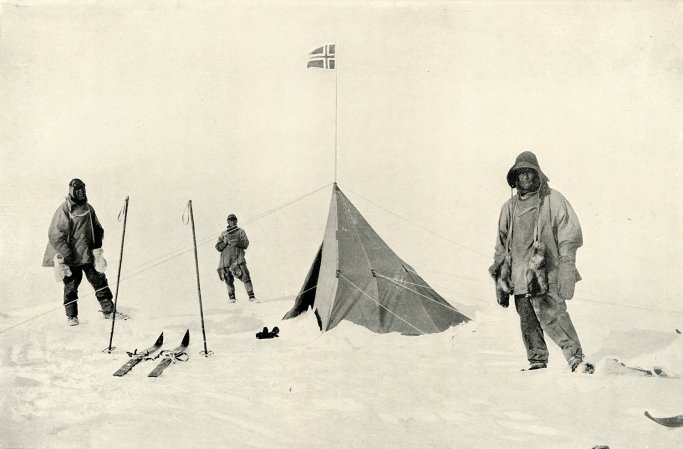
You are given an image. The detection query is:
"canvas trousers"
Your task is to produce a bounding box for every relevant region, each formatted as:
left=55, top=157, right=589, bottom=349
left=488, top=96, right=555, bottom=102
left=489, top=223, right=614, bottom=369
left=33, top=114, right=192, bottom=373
left=63, top=263, right=114, bottom=317
left=514, top=292, right=584, bottom=367
left=222, top=263, right=255, bottom=300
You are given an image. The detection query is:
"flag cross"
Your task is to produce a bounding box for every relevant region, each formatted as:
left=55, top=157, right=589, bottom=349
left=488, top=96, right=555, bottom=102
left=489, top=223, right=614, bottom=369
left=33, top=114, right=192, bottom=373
left=307, top=44, right=335, bottom=69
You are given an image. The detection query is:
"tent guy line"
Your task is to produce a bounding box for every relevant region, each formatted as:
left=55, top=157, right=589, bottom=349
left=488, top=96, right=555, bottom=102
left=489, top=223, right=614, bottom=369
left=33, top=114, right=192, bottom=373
left=0, top=184, right=331, bottom=336
left=345, top=187, right=491, bottom=259
left=5, top=184, right=681, bottom=336
left=338, top=273, right=428, bottom=336
left=118, top=183, right=335, bottom=279
left=374, top=272, right=473, bottom=318
left=284, top=185, right=471, bottom=334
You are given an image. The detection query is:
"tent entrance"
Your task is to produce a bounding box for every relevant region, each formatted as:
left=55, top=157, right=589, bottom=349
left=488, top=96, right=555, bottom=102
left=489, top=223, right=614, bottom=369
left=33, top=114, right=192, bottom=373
left=283, top=244, right=323, bottom=329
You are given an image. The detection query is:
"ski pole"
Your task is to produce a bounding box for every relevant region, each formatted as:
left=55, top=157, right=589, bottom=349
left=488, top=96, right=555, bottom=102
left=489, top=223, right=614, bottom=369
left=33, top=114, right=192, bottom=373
left=184, top=200, right=213, bottom=356
left=104, top=196, right=129, bottom=353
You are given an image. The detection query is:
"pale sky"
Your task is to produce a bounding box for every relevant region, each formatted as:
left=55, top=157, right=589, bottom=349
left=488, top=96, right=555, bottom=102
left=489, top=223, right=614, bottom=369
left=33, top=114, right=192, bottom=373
left=1, top=1, right=682, bottom=314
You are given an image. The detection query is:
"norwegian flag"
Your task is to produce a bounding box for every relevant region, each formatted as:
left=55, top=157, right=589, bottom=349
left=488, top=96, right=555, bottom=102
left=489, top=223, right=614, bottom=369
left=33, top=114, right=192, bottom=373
left=307, top=44, right=335, bottom=69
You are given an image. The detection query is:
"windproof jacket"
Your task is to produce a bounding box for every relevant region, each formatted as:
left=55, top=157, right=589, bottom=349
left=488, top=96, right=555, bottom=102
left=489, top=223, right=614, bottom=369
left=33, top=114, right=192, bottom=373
left=494, top=188, right=583, bottom=291
left=42, top=197, right=104, bottom=267
left=216, top=227, right=250, bottom=269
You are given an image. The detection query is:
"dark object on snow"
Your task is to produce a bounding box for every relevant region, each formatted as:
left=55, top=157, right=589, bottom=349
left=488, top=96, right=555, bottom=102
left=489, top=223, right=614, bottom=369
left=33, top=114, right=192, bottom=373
left=591, top=446, right=610, bottom=449
left=644, top=411, right=683, bottom=428
left=256, top=326, right=280, bottom=339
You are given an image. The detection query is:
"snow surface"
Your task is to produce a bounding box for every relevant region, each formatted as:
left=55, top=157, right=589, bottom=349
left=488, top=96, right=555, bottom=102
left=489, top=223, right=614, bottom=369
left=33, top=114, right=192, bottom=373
left=2, top=2, right=682, bottom=448
left=1, top=278, right=681, bottom=449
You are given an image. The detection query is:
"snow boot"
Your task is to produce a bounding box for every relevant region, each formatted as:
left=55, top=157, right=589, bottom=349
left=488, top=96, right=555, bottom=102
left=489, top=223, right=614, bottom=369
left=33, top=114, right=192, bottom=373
left=572, top=360, right=595, bottom=374
left=103, top=311, right=130, bottom=320
left=522, top=362, right=547, bottom=371
left=67, top=316, right=80, bottom=326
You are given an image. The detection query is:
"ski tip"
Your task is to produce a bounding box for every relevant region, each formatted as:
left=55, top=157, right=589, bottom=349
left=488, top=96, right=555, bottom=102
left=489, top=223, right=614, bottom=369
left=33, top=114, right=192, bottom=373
left=644, top=411, right=683, bottom=427
left=155, top=332, right=164, bottom=346
left=182, top=329, right=190, bottom=346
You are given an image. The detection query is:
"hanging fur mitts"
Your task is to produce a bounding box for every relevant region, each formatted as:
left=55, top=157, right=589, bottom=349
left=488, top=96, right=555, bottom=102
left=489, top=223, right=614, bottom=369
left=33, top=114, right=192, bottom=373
left=490, top=242, right=548, bottom=307
left=93, top=248, right=107, bottom=273
left=526, top=241, right=548, bottom=296
left=53, top=254, right=72, bottom=282
left=489, top=254, right=512, bottom=308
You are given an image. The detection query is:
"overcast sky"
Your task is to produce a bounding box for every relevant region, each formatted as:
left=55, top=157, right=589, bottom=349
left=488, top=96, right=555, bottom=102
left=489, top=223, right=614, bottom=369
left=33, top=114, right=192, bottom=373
left=1, top=1, right=681, bottom=314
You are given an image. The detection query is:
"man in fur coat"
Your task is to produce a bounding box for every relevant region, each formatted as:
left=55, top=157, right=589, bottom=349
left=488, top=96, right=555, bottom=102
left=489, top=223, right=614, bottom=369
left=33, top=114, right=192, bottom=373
left=490, top=152, right=593, bottom=373
left=216, top=214, right=257, bottom=303
left=42, top=179, right=128, bottom=326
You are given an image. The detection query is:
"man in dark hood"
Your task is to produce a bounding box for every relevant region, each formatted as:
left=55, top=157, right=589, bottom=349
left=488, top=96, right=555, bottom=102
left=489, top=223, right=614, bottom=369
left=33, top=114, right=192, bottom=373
left=490, top=151, right=593, bottom=373
left=43, top=179, right=129, bottom=325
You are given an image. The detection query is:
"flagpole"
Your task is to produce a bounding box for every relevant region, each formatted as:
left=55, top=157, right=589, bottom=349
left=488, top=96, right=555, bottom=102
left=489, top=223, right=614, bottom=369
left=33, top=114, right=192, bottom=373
left=334, top=42, right=338, bottom=184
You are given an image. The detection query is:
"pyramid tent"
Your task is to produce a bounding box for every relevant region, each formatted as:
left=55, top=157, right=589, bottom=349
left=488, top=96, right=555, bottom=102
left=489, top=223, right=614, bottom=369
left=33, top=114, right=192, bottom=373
left=283, top=184, right=470, bottom=335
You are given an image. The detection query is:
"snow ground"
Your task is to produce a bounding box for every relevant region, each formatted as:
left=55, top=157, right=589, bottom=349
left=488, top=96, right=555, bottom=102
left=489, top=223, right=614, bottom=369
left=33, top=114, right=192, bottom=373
left=1, top=280, right=681, bottom=449
left=1, top=3, right=682, bottom=448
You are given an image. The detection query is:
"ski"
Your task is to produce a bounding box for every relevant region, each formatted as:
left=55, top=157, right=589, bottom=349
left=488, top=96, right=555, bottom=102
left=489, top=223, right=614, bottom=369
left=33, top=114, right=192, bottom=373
left=644, top=411, right=683, bottom=428
left=148, top=329, right=190, bottom=378
left=112, top=332, right=164, bottom=377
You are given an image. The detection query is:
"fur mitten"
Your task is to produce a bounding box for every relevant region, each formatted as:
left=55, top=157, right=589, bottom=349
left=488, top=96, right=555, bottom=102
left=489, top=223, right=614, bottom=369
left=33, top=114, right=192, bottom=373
left=53, top=253, right=72, bottom=282
left=491, top=254, right=513, bottom=308
left=229, top=262, right=243, bottom=280
left=93, top=248, right=107, bottom=273
left=526, top=242, right=548, bottom=296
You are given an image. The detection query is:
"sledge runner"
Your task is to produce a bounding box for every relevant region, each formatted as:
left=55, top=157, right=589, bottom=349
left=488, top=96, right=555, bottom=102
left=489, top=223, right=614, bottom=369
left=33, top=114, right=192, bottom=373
left=489, top=152, right=593, bottom=374
left=42, top=178, right=129, bottom=326
left=216, top=214, right=257, bottom=303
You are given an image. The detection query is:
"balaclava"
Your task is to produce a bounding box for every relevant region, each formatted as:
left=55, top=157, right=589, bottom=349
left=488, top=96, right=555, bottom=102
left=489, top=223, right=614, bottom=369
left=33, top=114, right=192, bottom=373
left=226, top=214, right=238, bottom=234
left=68, top=178, right=88, bottom=205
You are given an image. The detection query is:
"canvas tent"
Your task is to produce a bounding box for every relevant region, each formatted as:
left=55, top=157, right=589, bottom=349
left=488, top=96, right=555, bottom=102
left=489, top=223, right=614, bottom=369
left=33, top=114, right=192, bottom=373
left=283, top=184, right=470, bottom=335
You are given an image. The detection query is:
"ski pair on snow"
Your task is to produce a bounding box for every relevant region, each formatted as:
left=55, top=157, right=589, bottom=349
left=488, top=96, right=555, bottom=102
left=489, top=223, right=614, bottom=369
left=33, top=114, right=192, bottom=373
left=112, top=330, right=190, bottom=377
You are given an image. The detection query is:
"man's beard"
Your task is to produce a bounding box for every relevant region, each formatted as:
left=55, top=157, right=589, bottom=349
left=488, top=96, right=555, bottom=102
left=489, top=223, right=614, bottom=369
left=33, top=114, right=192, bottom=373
left=517, top=178, right=540, bottom=195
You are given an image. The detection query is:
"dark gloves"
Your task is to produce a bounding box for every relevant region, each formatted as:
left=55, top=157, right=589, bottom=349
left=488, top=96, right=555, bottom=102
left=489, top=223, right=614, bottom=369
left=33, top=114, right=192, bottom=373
left=557, top=261, right=577, bottom=300
left=256, top=326, right=280, bottom=339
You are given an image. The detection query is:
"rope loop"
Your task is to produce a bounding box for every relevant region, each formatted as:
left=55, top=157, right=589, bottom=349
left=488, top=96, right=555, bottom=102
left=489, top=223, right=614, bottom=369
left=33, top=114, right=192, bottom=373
left=161, top=350, right=189, bottom=363
left=182, top=201, right=191, bottom=225
left=117, top=199, right=128, bottom=222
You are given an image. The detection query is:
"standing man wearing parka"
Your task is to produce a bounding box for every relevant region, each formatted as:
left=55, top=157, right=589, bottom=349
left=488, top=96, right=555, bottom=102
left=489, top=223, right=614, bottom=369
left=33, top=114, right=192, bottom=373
left=216, top=214, right=257, bottom=303
left=490, top=151, right=593, bottom=373
left=42, top=179, right=128, bottom=326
